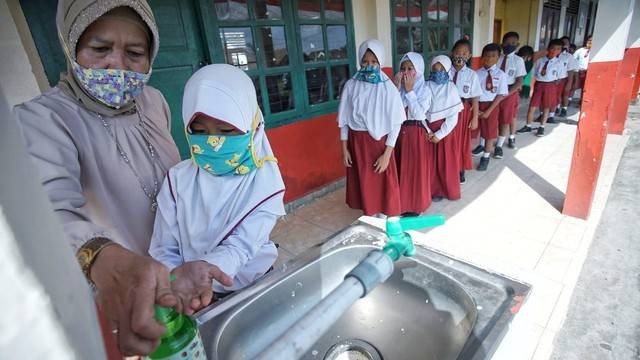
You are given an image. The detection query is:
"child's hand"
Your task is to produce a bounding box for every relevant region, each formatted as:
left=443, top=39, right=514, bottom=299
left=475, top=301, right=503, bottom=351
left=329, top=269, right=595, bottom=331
left=343, top=149, right=352, bottom=167
left=469, top=117, right=479, bottom=130
left=480, top=111, right=490, bottom=120
left=373, top=152, right=391, bottom=173
left=429, top=134, right=441, bottom=143
left=403, top=72, right=415, bottom=92
left=170, top=261, right=233, bottom=315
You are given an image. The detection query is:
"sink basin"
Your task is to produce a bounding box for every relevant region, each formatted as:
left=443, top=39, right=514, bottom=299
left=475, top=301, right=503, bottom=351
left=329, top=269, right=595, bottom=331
left=196, top=222, right=530, bottom=360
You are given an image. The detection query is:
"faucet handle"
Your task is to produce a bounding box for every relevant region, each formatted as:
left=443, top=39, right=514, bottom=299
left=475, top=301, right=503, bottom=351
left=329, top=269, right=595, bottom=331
left=383, top=215, right=445, bottom=261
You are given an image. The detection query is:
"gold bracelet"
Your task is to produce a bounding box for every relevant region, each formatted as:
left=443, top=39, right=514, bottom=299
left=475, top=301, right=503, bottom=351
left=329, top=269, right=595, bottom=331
left=76, top=237, right=117, bottom=284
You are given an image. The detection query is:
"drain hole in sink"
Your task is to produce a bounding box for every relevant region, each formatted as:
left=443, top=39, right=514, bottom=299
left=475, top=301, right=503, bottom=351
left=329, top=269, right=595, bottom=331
left=323, top=339, right=382, bottom=360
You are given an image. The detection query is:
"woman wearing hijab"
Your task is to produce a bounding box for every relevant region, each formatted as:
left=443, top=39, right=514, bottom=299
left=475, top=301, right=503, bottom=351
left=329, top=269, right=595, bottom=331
left=338, top=39, right=406, bottom=218
left=425, top=55, right=464, bottom=201
left=13, top=1, right=191, bottom=355
left=149, top=64, right=286, bottom=297
left=393, top=52, right=432, bottom=215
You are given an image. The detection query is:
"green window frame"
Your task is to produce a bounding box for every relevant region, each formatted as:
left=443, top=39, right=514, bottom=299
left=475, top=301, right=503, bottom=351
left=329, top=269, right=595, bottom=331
left=201, top=0, right=357, bottom=128
left=390, top=0, right=474, bottom=73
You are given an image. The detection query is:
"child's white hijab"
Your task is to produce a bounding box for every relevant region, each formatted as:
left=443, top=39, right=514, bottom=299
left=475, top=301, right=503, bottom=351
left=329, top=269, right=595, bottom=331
left=337, top=39, right=406, bottom=140
left=172, top=64, right=285, bottom=261
left=426, top=55, right=463, bottom=121
left=399, top=52, right=426, bottom=107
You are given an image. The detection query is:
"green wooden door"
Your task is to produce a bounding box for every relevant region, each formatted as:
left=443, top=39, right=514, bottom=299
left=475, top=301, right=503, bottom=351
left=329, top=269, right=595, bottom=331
left=148, top=0, right=207, bottom=159
left=20, top=0, right=208, bottom=159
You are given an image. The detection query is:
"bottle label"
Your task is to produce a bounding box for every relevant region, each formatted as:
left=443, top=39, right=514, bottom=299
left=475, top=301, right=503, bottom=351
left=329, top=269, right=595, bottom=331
left=149, top=334, right=206, bottom=360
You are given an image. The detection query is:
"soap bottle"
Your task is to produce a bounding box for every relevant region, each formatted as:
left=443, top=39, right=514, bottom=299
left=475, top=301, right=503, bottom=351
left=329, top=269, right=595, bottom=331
left=146, top=305, right=206, bottom=359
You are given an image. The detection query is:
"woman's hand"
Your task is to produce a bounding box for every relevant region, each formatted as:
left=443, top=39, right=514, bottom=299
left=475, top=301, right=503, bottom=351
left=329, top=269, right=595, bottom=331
left=373, top=147, right=393, bottom=173
left=91, top=245, right=178, bottom=356
left=404, top=72, right=415, bottom=92
left=171, top=261, right=233, bottom=315
left=469, top=116, right=479, bottom=130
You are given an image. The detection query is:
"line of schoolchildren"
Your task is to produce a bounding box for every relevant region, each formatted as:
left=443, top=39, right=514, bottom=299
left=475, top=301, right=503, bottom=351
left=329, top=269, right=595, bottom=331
left=339, top=33, right=587, bottom=218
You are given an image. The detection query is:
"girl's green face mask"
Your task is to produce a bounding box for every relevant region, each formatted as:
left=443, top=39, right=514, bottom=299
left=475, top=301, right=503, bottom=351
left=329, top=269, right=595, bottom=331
left=187, top=111, right=276, bottom=176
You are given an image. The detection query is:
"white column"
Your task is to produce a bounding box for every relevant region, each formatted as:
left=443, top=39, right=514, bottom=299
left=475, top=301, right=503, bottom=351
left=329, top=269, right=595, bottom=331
left=557, top=0, right=569, bottom=37
left=472, top=0, right=496, bottom=55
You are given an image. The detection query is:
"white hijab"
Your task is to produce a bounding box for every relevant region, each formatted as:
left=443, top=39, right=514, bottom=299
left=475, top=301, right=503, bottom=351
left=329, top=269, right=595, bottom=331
left=337, top=39, right=406, bottom=140
left=173, top=64, right=285, bottom=260
left=399, top=52, right=426, bottom=107
left=426, top=55, right=463, bottom=121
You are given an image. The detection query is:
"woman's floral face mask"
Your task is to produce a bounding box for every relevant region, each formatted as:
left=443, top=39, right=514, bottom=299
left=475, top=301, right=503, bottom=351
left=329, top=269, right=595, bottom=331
left=72, top=61, right=150, bottom=109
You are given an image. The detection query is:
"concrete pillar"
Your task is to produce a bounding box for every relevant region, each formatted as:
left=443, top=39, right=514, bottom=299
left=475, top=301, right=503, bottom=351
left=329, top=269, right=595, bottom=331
left=608, top=0, right=640, bottom=134
left=563, top=0, right=635, bottom=219
left=471, top=0, right=496, bottom=68
left=632, top=55, right=640, bottom=100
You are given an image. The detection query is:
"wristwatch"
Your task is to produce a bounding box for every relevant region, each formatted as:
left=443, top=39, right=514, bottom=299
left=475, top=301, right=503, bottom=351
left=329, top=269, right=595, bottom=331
left=76, top=237, right=117, bottom=284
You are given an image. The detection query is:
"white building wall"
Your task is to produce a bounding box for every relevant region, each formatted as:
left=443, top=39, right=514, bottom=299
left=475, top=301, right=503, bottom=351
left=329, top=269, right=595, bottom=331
left=473, top=0, right=496, bottom=55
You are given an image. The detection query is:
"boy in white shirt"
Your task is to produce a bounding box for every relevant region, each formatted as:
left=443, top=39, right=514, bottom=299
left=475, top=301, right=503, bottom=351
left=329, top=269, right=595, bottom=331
left=474, top=43, right=508, bottom=171
left=496, top=31, right=527, bottom=155
left=517, top=39, right=564, bottom=137
left=556, top=36, right=579, bottom=117
left=573, top=35, right=592, bottom=103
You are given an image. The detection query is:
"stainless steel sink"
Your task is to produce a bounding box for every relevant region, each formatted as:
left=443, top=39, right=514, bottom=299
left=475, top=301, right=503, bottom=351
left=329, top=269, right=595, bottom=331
left=196, top=222, right=530, bottom=360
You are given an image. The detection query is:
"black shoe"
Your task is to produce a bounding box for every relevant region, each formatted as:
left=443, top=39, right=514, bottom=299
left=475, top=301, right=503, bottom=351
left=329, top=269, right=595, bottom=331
left=546, top=117, right=556, bottom=124
left=536, top=127, right=545, bottom=137
left=459, top=172, right=466, bottom=184
left=402, top=212, right=420, bottom=217
left=560, top=108, right=567, bottom=117
left=517, top=125, right=532, bottom=133
left=432, top=196, right=444, bottom=202
left=534, top=115, right=542, bottom=123
left=477, top=157, right=490, bottom=171
left=471, top=145, right=484, bottom=156
left=493, top=146, right=503, bottom=159
left=508, top=137, right=516, bottom=149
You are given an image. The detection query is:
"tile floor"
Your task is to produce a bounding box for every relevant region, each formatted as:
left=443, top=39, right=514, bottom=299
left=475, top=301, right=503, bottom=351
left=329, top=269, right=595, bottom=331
left=269, top=102, right=630, bottom=360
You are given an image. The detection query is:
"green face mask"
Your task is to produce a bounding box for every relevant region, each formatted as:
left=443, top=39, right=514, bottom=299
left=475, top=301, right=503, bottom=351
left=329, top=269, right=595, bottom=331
left=187, top=111, right=276, bottom=176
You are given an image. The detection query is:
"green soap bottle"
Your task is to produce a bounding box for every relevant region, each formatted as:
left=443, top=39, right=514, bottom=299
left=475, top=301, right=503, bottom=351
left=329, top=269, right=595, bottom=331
left=146, top=305, right=207, bottom=360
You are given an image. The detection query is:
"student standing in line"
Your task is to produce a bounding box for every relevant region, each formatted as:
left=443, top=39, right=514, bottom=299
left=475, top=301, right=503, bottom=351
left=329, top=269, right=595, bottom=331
left=572, top=35, right=592, bottom=103
left=393, top=52, right=432, bottom=215
left=495, top=32, right=527, bottom=156
left=518, top=46, right=535, bottom=99
left=338, top=39, right=406, bottom=218
left=517, top=39, right=564, bottom=137
left=449, top=39, right=482, bottom=185
left=473, top=43, right=508, bottom=171
left=555, top=36, right=579, bottom=118
left=425, top=55, right=463, bottom=200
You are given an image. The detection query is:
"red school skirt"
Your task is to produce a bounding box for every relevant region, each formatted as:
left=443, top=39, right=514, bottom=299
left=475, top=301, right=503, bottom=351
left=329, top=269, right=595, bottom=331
left=427, top=119, right=461, bottom=201
left=395, top=121, right=432, bottom=214
left=530, top=81, right=558, bottom=109
left=450, top=100, right=473, bottom=171
left=478, top=101, right=499, bottom=140
left=498, top=91, right=519, bottom=125
left=346, top=129, right=401, bottom=216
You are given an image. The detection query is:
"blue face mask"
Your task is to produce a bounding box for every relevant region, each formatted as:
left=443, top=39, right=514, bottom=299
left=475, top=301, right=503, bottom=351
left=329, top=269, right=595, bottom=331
left=187, top=111, right=276, bottom=176
left=428, top=70, right=449, bottom=85
left=354, top=64, right=383, bottom=84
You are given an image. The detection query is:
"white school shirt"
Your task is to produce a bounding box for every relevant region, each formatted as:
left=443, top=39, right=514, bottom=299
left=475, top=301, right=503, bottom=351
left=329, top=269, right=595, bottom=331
left=557, top=51, right=579, bottom=79
left=574, top=47, right=590, bottom=70
left=475, top=65, right=509, bottom=102
left=533, top=56, right=563, bottom=82
left=449, top=66, right=483, bottom=99
left=497, top=52, right=527, bottom=85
